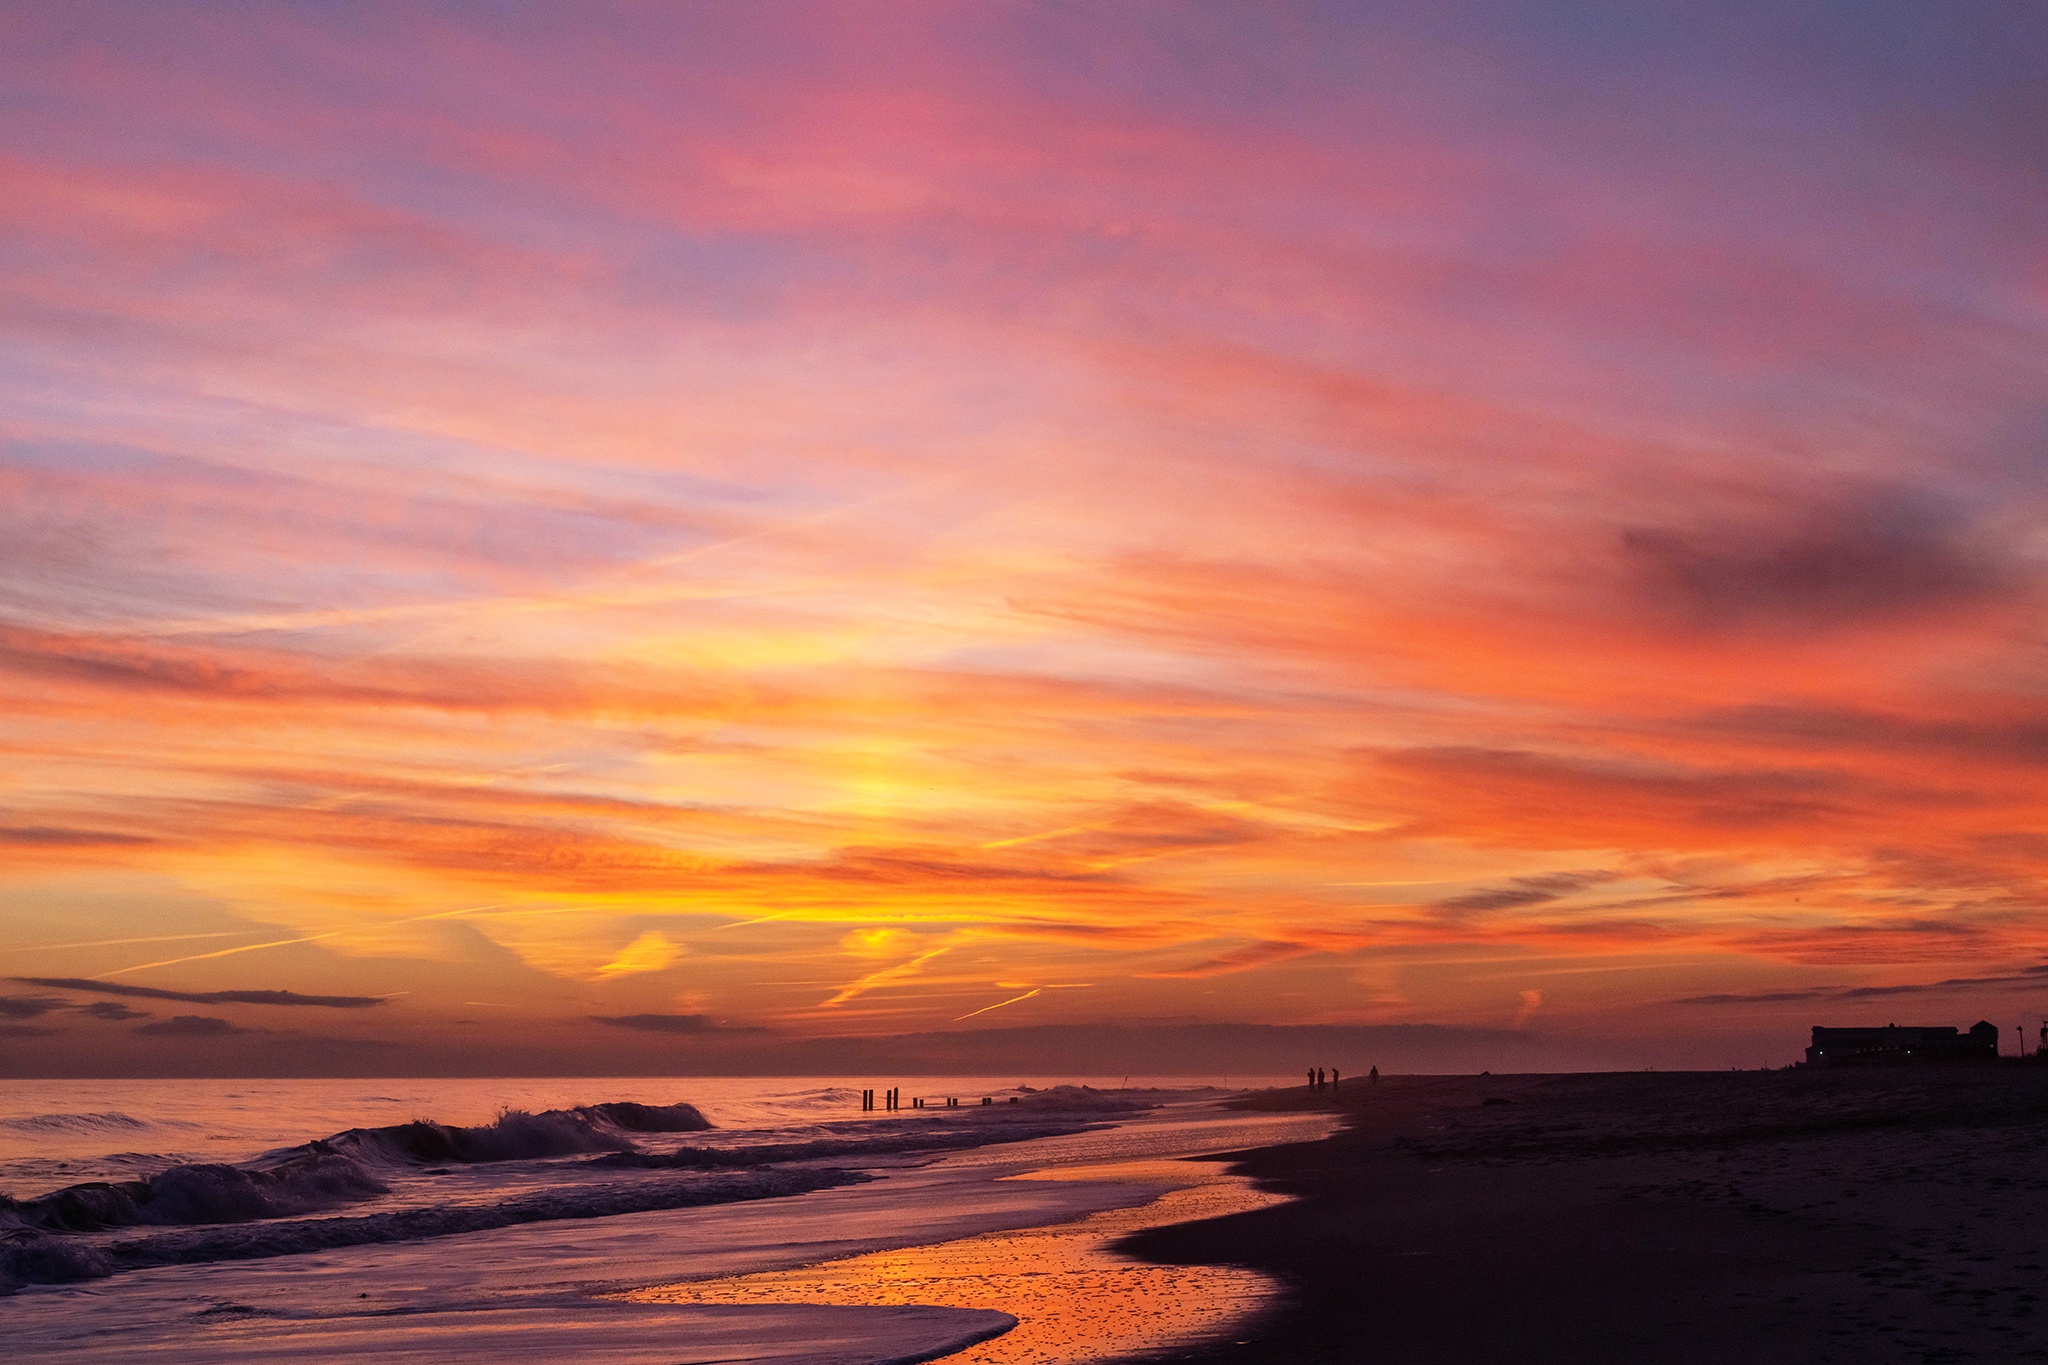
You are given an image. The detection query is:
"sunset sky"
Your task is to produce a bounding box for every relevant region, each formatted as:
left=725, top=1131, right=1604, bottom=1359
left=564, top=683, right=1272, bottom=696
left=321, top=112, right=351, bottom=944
left=4, top=3, right=2047, bottom=1074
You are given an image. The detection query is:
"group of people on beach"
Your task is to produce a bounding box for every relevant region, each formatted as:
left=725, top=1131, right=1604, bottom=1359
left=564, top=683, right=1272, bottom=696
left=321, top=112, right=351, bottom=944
left=1307, top=1065, right=1378, bottom=1091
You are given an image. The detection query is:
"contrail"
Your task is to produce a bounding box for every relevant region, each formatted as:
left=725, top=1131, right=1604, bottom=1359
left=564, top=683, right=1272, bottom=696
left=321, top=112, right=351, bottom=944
left=5, top=931, right=250, bottom=955
left=102, top=932, right=348, bottom=977
left=820, top=944, right=954, bottom=1008
left=716, top=912, right=792, bottom=931
left=98, top=903, right=516, bottom=978
left=954, top=987, right=1041, bottom=1021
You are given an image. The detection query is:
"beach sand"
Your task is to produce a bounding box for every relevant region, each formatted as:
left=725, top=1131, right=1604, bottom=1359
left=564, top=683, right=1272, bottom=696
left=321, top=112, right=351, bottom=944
left=630, top=1160, right=1283, bottom=1364
left=626, top=1110, right=1340, bottom=1364
left=1114, top=1069, right=2048, bottom=1364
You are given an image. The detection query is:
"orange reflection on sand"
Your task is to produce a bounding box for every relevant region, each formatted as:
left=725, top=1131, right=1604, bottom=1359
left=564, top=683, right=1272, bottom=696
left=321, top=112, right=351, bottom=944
left=626, top=1161, right=1283, bottom=1362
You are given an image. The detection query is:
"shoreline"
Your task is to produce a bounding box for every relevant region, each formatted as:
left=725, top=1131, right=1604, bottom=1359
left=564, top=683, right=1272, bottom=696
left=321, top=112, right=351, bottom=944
left=627, top=1106, right=1340, bottom=1364
left=1109, top=1070, right=2048, bottom=1363
left=629, top=1161, right=1283, bottom=1364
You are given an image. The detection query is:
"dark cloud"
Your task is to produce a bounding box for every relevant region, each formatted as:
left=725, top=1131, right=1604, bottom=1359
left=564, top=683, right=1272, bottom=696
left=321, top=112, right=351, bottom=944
left=589, top=1013, right=765, bottom=1035
left=16, top=978, right=383, bottom=1009
left=134, top=1014, right=248, bottom=1037
left=0, top=825, right=157, bottom=847
left=1694, top=704, right=2048, bottom=766
left=0, top=995, right=151, bottom=1022
left=79, top=1001, right=150, bottom=1021
left=1678, top=964, right=2048, bottom=1006
left=1434, top=871, right=1617, bottom=914
left=0, top=1022, right=59, bottom=1038
left=1619, top=487, right=2015, bottom=631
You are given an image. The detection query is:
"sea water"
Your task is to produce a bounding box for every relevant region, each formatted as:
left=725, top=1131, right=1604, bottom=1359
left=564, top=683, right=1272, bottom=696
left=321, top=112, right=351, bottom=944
left=0, top=1076, right=1231, bottom=1193
left=0, top=1076, right=1327, bottom=1363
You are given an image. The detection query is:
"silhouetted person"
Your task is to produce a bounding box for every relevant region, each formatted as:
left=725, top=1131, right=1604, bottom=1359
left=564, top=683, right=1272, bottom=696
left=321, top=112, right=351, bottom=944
left=1369, top=1065, right=1379, bottom=1085
left=1307, top=1068, right=1316, bottom=1090
left=1331, top=1068, right=1339, bottom=1089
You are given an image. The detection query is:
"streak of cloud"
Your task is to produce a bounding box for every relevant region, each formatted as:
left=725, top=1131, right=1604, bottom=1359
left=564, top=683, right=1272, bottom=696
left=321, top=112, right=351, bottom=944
left=5, top=931, right=255, bottom=955
left=16, top=978, right=384, bottom=1009
left=954, top=988, right=1041, bottom=1022
left=820, top=944, right=958, bottom=1009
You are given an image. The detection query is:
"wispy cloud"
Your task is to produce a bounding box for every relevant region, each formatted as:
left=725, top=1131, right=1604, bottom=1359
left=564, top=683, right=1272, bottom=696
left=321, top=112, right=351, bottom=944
left=593, top=931, right=681, bottom=979
left=1142, top=941, right=1316, bottom=980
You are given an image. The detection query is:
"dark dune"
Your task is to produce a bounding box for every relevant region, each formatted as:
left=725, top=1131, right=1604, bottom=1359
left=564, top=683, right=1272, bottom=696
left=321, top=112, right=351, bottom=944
left=1117, top=1069, right=2048, bottom=1364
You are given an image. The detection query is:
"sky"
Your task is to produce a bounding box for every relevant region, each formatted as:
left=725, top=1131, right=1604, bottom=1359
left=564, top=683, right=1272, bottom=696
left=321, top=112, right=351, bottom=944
left=3, top=2, right=2047, bottom=1075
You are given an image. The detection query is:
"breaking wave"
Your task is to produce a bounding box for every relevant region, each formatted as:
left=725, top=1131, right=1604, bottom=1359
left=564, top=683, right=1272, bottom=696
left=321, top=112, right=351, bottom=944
left=0, top=1102, right=714, bottom=1239
left=0, top=1092, right=1129, bottom=1294
left=314, top=1100, right=711, bottom=1168
left=5, top=1152, right=387, bottom=1235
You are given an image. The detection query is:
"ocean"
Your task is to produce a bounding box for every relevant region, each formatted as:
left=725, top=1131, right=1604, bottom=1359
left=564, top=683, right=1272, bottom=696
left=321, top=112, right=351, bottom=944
left=0, top=1075, right=1330, bottom=1363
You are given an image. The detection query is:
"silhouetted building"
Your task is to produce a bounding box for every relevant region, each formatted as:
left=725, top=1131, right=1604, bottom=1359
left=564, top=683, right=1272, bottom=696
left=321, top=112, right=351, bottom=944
left=1804, top=1021, right=1999, bottom=1067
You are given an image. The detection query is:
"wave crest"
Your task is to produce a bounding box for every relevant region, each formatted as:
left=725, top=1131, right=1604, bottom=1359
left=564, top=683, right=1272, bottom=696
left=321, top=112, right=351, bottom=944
left=0, top=1112, right=167, bottom=1135
left=316, top=1100, right=709, bottom=1166
left=3, top=1148, right=389, bottom=1235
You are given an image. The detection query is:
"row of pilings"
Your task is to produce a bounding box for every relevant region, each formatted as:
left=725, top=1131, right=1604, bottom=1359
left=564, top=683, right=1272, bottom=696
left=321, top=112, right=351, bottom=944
left=861, top=1087, right=1006, bottom=1111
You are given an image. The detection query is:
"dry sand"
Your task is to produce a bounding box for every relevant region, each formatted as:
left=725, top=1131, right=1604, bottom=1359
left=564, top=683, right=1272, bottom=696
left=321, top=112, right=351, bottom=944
left=1114, top=1069, right=2048, bottom=1364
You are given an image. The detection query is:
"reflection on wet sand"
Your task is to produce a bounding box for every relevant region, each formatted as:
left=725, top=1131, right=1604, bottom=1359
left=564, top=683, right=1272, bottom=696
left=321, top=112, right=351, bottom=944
left=627, top=1159, right=1284, bottom=1363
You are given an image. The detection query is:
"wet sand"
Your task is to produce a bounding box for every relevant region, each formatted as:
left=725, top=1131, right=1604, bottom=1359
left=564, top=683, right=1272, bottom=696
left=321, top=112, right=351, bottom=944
left=1115, top=1069, right=2048, bottom=1364
left=625, top=1110, right=1340, bottom=1363
left=631, top=1160, right=1283, bottom=1364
